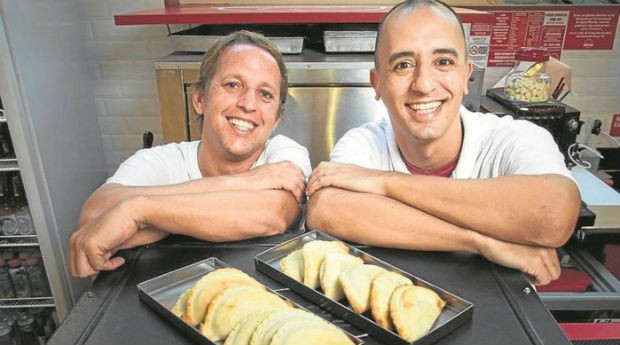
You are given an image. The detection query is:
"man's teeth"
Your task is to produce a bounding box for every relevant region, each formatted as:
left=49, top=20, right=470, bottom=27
left=409, top=101, right=441, bottom=114
left=229, top=118, right=255, bottom=131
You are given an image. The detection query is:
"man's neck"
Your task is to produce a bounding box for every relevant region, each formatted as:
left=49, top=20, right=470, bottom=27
left=197, top=141, right=258, bottom=177
left=397, top=121, right=464, bottom=171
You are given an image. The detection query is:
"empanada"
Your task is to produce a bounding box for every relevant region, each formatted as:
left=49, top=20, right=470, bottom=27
left=369, top=271, right=413, bottom=330
left=200, top=286, right=291, bottom=341
left=389, top=285, right=446, bottom=342
left=250, top=308, right=317, bottom=345
left=224, top=309, right=284, bottom=345
left=319, top=253, right=363, bottom=300
left=339, top=264, right=386, bottom=313
left=171, top=289, right=190, bottom=317
left=269, top=319, right=355, bottom=345
left=183, top=267, right=264, bottom=326
left=302, top=240, right=349, bottom=289
left=280, top=249, right=303, bottom=282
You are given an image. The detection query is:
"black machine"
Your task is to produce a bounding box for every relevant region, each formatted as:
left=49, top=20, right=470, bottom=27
left=483, top=88, right=583, bottom=164
left=482, top=87, right=595, bottom=230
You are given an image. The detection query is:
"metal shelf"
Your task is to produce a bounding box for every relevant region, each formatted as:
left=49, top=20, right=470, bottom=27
left=0, top=158, right=18, bottom=172
left=0, top=235, right=39, bottom=247
left=0, top=297, right=55, bottom=308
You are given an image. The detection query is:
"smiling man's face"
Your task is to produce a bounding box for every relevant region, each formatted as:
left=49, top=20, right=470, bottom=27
left=193, top=43, right=281, bottom=163
left=371, top=6, right=472, bottom=147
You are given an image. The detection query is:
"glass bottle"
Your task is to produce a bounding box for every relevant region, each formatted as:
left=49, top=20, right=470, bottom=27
left=25, top=258, right=49, bottom=297
left=16, top=311, right=37, bottom=345
left=0, top=258, right=15, bottom=298
left=8, top=259, right=31, bottom=298
left=504, top=47, right=551, bottom=103
left=0, top=320, right=15, bottom=345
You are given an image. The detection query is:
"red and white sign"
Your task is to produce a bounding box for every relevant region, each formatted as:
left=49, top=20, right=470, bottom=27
left=485, top=6, right=619, bottom=67
left=488, top=10, right=568, bottom=67
left=610, top=114, right=620, bottom=137
left=564, top=8, right=619, bottom=50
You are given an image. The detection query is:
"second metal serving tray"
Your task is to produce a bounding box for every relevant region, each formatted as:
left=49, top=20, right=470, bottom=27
left=254, top=231, right=474, bottom=345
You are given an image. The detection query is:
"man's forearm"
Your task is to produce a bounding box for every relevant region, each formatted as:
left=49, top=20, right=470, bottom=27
left=306, top=188, right=483, bottom=253
left=382, top=173, right=580, bottom=247
left=125, top=190, right=301, bottom=242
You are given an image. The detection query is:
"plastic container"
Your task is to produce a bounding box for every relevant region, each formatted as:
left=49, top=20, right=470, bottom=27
left=504, top=47, right=551, bottom=103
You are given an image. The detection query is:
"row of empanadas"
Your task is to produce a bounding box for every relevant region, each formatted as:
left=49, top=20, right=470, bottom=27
left=171, top=268, right=354, bottom=345
left=279, top=241, right=446, bottom=342
left=226, top=307, right=354, bottom=345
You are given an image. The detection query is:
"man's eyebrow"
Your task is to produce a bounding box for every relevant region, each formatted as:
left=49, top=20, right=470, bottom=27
left=387, top=47, right=460, bottom=64
left=387, top=51, right=414, bottom=64
left=435, top=47, right=460, bottom=58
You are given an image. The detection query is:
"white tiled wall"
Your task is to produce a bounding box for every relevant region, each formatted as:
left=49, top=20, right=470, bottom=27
left=79, top=1, right=620, bottom=175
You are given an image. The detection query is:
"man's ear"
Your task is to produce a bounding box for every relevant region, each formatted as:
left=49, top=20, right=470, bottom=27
left=370, top=68, right=381, bottom=101
left=463, top=61, right=473, bottom=96
left=191, top=87, right=205, bottom=114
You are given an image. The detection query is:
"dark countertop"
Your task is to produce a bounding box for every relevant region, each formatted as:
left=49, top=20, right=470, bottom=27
left=48, top=233, right=571, bottom=345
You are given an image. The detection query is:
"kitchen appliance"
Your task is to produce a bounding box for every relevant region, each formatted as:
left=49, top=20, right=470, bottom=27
left=484, top=87, right=581, bottom=163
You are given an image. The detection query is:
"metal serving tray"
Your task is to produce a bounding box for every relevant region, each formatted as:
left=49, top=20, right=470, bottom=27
left=170, top=24, right=305, bottom=55
left=255, top=231, right=474, bottom=345
left=137, top=257, right=362, bottom=345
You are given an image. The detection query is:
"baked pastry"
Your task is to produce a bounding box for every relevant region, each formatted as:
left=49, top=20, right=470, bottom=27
left=389, top=285, right=446, bottom=342
left=171, top=289, right=189, bottom=317
left=339, top=264, right=386, bottom=313
left=182, top=267, right=265, bottom=326
left=199, top=286, right=291, bottom=341
left=269, top=318, right=355, bottom=345
left=302, top=240, right=349, bottom=289
left=319, top=253, right=363, bottom=300
left=224, top=309, right=284, bottom=345
left=280, top=249, right=303, bottom=282
left=369, top=271, right=413, bottom=330
left=249, top=308, right=318, bottom=345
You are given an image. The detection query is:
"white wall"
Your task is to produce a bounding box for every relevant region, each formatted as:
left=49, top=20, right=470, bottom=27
left=80, top=1, right=620, bottom=174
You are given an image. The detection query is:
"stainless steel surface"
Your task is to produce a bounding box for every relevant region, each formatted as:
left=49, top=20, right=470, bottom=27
left=137, top=257, right=363, bottom=345
left=255, top=231, right=474, bottom=345
left=275, top=87, right=387, bottom=166
left=172, top=34, right=304, bottom=55
left=323, top=31, right=377, bottom=53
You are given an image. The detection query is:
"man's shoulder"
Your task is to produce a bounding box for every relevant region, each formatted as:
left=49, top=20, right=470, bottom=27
left=343, top=117, right=390, bottom=141
left=462, top=107, right=548, bottom=137
left=268, top=134, right=304, bottom=147
left=137, top=141, right=198, bottom=158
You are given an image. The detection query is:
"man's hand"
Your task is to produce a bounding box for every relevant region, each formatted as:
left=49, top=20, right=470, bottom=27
left=477, top=235, right=561, bottom=285
left=306, top=162, right=391, bottom=197
left=232, top=161, right=307, bottom=203
left=68, top=200, right=144, bottom=278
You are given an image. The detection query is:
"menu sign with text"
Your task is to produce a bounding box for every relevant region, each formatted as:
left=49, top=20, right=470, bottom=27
left=488, top=10, right=568, bottom=67
left=486, top=7, right=619, bottom=67
left=564, top=7, right=619, bottom=50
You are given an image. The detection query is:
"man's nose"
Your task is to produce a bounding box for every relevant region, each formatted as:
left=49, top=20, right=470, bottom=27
left=411, top=64, right=436, bottom=94
left=237, top=88, right=257, bottom=111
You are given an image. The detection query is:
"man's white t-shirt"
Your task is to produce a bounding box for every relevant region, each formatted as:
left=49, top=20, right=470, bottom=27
left=107, top=135, right=311, bottom=186
left=330, top=106, right=572, bottom=179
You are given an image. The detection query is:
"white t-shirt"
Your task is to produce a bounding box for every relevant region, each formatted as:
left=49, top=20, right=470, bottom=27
left=107, top=135, right=312, bottom=186
left=330, top=106, right=572, bottom=179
